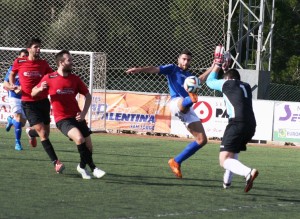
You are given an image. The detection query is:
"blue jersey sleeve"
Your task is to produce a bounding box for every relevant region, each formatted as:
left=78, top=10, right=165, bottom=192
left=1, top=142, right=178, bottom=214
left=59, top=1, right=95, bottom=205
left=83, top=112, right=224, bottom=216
left=206, top=71, right=225, bottom=92
left=4, top=66, right=21, bottom=99
left=158, top=64, right=192, bottom=98
left=159, top=64, right=176, bottom=75
left=4, top=66, right=12, bottom=82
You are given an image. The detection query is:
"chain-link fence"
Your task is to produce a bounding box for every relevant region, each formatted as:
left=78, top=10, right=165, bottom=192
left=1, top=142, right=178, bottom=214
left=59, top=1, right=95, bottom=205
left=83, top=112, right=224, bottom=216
left=0, top=48, right=106, bottom=90
left=0, top=0, right=226, bottom=94
left=0, top=0, right=299, bottom=102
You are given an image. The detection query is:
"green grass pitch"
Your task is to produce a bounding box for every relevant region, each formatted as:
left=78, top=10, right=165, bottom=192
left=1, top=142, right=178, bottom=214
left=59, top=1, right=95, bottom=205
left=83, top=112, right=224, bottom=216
left=0, top=127, right=300, bottom=219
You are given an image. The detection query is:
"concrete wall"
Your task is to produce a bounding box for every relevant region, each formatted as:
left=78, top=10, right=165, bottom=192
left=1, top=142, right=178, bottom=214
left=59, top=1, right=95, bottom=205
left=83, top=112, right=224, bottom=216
left=239, top=69, right=271, bottom=99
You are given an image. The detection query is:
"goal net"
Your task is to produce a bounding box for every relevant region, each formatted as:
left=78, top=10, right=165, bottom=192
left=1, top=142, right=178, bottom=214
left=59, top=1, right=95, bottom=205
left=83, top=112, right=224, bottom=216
left=0, top=47, right=107, bottom=131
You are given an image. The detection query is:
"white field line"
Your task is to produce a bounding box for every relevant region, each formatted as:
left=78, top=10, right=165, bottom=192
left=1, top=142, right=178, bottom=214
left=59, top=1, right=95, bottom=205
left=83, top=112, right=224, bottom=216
left=110, top=202, right=297, bottom=219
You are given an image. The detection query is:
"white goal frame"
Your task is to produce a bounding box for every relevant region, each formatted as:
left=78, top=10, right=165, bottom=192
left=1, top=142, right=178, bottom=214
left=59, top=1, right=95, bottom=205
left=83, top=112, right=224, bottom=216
left=0, top=47, right=107, bottom=131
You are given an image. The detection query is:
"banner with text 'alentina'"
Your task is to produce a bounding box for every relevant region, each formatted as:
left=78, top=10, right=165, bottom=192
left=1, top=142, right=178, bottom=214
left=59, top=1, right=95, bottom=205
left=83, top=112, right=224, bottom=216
left=80, top=91, right=171, bottom=133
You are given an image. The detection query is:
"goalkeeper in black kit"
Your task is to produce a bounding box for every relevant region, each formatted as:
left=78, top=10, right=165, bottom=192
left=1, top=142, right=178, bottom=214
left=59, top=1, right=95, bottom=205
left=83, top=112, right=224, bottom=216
left=203, top=45, right=259, bottom=192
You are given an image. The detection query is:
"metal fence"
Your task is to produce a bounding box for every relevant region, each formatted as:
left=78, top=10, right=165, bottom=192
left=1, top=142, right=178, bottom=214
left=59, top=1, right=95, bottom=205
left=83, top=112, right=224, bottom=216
left=0, top=0, right=299, bottom=102
left=0, top=0, right=226, bottom=94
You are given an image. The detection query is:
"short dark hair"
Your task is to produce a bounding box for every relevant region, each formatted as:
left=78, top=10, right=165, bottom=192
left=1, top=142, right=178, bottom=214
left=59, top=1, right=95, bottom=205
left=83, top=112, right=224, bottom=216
left=18, top=49, right=28, bottom=56
left=25, top=37, right=41, bottom=48
left=179, top=49, right=192, bottom=57
left=223, top=68, right=240, bottom=80
left=55, top=49, right=70, bottom=66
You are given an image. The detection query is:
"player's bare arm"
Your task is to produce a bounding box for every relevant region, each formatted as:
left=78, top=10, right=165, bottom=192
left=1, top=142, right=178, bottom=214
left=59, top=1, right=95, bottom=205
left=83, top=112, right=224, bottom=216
left=199, top=65, right=214, bottom=83
left=126, top=66, right=160, bottom=74
left=3, top=81, right=10, bottom=91
left=4, top=80, right=22, bottom=94
left=31, top=81, right=48, bottom=97
left=8, top=70, right=18, bottom=89
left=14, top=85, right=22, bottom=95
left=77, top=92, right=92, bottom=121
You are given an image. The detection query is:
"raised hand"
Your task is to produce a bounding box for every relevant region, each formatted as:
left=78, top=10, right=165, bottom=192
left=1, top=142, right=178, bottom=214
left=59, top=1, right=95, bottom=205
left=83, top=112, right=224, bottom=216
left=214, top=45, right=225, bottom=66
left=222, top=51, right=231, bottom=71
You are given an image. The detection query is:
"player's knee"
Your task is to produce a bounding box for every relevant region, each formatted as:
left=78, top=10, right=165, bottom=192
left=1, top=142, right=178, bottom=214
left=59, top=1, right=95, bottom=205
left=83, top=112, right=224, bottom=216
left=36, top=130, right=47, bottom=138
left=219, top=155, right=228, bottom=168
left=195, top=135, right=207, bottom=146
left=73, top=135, right=85, bottom=144
left=219, top=159, right=225, bottom=168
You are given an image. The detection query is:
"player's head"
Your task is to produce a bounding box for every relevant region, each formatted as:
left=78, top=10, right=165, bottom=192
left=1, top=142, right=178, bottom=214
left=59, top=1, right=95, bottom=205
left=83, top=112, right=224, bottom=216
left=18, top=49, right=28, bottom=58
left=25, top=37, right=41, bottom=58
left=55, top=49, right=73, bottom=73
left=223, top=68, right=240, bottom=80
left=178, top=49, right=192, bottom=70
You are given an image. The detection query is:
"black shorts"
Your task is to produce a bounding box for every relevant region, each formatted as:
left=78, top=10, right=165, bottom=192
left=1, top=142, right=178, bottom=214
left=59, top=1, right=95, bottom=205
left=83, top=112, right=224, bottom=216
left=22, top=98, right=51, bottom=126
left=56, top=118, right=91, bottom=138
left=220, top=120, right=256, bottom=153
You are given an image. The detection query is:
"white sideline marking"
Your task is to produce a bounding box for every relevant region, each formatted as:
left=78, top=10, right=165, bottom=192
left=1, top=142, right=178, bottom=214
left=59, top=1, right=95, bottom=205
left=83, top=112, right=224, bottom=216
left=110, top=202, right=296, bottom=219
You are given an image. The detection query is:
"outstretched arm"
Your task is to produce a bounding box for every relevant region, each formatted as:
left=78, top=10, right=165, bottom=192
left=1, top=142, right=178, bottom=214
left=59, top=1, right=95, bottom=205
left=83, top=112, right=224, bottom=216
left=126, top=66, right=160, bottom=74
left=199, top=64, right=214, bottom=83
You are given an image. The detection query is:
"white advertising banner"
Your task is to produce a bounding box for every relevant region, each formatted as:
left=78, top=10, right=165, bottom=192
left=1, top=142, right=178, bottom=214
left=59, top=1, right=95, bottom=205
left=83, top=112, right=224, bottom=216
left=170, top=96, right=274, bottom=141
left=252, top=100, right=274, bottom=140
left=170, top=97, right=229, bottom=138
left=273, top=101, right=300, bottom=143
left=0, top=83, right=14, bottom=122
left=0, top=83, right=55, bottom=125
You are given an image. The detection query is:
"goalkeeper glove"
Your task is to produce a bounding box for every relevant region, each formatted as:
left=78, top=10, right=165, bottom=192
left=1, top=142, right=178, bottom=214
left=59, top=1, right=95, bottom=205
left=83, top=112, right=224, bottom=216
left=222, top=51, right=231, bottom=71
left=214, top=45, right=225, bottom=67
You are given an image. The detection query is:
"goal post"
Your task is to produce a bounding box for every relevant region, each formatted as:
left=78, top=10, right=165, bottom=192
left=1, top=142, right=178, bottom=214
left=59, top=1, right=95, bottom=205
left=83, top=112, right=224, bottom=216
left=0, top=47, right=107, bottom=131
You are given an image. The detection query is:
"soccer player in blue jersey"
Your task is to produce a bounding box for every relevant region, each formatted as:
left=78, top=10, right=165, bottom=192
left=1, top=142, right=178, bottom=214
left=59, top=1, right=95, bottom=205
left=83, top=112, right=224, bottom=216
left=126, top=49, right=209, bottom=178
left=205, top=46, right=259, bottom=192
left=3, top=49, right=38, bottom=150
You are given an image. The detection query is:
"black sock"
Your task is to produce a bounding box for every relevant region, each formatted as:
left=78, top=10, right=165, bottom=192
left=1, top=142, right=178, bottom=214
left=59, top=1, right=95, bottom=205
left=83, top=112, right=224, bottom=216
left=41, top=139, right=58, bottom=164
left=77, top=143, right=96, bottom=171
left=29, top=129, right=39, bottom=137
left=78, top=151, right=86, bottom=169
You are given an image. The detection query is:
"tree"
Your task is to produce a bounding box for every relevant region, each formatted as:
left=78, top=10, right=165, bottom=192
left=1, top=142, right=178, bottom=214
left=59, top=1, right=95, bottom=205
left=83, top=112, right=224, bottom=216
left=272, top=0, right=300, bottom=84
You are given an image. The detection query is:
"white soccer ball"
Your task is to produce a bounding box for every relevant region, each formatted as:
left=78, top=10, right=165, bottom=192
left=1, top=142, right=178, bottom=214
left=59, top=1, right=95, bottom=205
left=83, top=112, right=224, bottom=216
left=183, top=76, right=201, bottom=93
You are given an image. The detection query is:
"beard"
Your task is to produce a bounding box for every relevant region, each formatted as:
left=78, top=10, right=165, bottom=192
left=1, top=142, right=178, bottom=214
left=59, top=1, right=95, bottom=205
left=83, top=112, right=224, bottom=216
left=63, top=65, right=73, bottom=73
left=64, top=68, right=72, bottom=73
left=34, top=53, right=40, bottom=58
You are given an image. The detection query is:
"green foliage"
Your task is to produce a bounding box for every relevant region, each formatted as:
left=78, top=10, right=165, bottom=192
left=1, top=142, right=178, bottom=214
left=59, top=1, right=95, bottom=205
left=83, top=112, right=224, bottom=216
left=272, top=0, right=300, bottom=84
left=285, top=56, right=300, bottom=85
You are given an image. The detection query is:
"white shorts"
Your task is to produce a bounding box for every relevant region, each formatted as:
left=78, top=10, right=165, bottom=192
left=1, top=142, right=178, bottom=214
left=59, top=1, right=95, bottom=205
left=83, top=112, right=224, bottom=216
left=169, top=97, right=200, bottom=127
left=9, top=97, right=26, bottom=119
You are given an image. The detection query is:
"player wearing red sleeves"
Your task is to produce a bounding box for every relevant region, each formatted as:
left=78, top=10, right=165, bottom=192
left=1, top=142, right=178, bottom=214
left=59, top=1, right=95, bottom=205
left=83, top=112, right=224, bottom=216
left=41, top=72, right=89, bottom=123
left=9, top=37, right=65, bottom=174
left=32, top=49, right=106, bottom=179
left=11, top=56, right=52, bottom=101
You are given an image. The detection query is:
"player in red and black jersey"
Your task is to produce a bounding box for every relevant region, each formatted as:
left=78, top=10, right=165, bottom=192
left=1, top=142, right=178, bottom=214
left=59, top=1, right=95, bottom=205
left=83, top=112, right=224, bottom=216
left=32, top=49, right=105, bottom=179
left=9, top=37, right=65, bottom=174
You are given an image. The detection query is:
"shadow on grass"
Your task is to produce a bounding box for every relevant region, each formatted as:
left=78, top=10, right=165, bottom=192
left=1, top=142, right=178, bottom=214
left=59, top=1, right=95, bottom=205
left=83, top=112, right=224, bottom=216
left=100, top=173, right=221, bottom=188
left=277, top=198, right=300, bottom=203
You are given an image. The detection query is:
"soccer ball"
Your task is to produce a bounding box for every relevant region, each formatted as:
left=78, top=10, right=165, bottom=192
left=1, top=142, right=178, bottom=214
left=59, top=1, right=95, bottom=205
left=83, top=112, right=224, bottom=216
left=183, top=76, right=201, bottom=93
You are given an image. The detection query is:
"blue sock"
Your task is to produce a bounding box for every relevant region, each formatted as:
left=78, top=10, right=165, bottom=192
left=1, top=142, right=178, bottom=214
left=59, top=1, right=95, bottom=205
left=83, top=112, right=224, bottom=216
left=13, top=120, right=22, bottom=142
left=174, top=141, right=202, bottom=164
left=182, top=96, right=193, bottom=108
